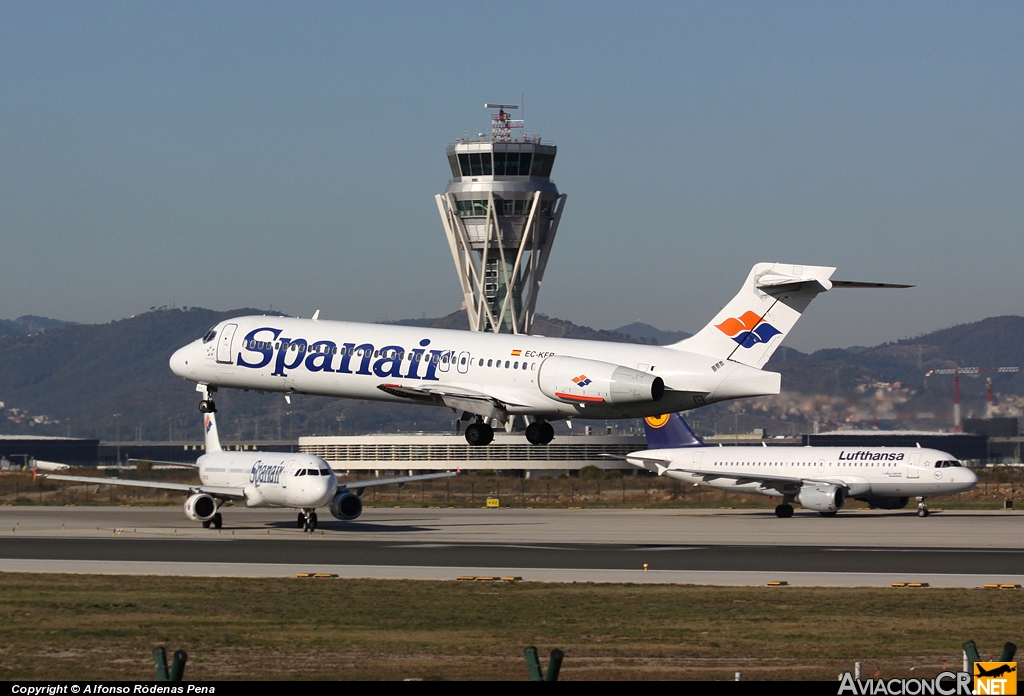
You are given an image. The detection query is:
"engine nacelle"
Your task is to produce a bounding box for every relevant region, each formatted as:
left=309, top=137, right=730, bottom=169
left=183, top=493, right=217, bottom=521
left=856, top=495, right=910, bottom=510
left=795, top=484, right=847, bottom=513
left=538, top=356, right=664, bottom=405
left=329, top=490, right=363, bottom=520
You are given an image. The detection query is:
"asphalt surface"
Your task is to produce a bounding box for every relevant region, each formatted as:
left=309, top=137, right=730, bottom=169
left=1, top=506, right=1021, bottom=586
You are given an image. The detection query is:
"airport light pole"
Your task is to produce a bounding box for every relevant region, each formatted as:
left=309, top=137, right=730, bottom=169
left=113, top=413, right=122, bottom=464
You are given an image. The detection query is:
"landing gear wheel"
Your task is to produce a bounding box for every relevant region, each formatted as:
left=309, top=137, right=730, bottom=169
left=917, top=507, right=929, bottom=518
left=199, top=399, right=217, bottom=413
left=540, top=421, right=554, bottom=444
left=465, top=422, right=494, bottom=446
left=202, top=519, right=211, bottom=529
left=309, top=513, right=318, bottom=532
left=212, top=513, right=222, bottom=530
left=775, top=504, right=794, bottom=518
left=526, top=422, right=545, bottom=445
left=819, top=511, right=838, bottom=517
left=297, top=513, right=305, bottom=529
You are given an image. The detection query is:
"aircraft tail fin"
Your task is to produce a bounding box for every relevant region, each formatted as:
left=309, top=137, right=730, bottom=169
left=672, top=263, right=836, bottom=368
left=643, top=413, right=706, bottom=449
left=203, top=412, right=222, bottom=454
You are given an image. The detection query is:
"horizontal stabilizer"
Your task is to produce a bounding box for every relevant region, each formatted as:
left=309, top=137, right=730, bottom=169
left=831, top=280, right=915, bottom=289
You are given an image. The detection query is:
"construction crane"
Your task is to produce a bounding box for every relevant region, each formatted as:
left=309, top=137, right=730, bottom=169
left=924, top=366, right=1022, bottom=431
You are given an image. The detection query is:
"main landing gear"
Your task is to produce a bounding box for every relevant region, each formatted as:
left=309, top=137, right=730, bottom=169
left=202, top=513, right=223, bottom=530
left=916, top=497, right=929, bottom=518
left=297, top=509, right=318, bottom=532
left=463, top=418, right=556, bottom=446
left=525, top=420, right=555, bottom=445
left=197, top=385, right=217, bottom=413
left=774, top=504, right=794, bottom=518
left=464, top=421, right=494, bottom=447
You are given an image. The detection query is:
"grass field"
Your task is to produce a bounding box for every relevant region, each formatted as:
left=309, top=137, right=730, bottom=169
left=1, top=574, right=1020, bottom=681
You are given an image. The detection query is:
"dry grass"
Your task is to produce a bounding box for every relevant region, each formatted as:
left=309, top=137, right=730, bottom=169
left=0, top=574, right=1020, bottom=680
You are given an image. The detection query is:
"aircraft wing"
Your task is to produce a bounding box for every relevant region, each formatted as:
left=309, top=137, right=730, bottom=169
left=642, top=466, right=846, bottom=492
left=128, top=458, right=198, bottom=469
left=42, top=474, right=245, bottom=500
left=338, top=471, right=458, bottom=492
left=377, top=383, right=520, bottom=422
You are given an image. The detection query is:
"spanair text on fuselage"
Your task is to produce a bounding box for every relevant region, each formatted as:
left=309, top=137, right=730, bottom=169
left=170, top=316, right=781, bottom=420
left=196, top=450, right=336, bottom=509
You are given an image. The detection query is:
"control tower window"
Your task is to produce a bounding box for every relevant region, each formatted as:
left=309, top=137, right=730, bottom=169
left=493, top=152, right=533, bottom=176
left=531, top=154, right=554, bottom=177
left=456, top=199, right=490, bottom=217
left=448, top=155, right=461, bottom=178
left=467, top=153, right=492, bottom=176
left=458, top=154, right=471, bottom=177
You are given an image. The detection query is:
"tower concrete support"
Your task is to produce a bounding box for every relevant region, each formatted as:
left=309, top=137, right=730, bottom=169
left=436, top=105, right=566, bottom=335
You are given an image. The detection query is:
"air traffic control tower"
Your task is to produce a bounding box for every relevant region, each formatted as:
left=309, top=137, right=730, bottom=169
left=436, top=104, right=566, bottom=335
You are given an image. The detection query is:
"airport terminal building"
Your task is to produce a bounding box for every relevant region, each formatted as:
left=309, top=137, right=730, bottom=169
left=299, top=430, right=645, bottom=475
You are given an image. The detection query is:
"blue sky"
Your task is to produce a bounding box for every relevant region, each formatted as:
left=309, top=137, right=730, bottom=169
left=1, top=2, right=1021, bottom=351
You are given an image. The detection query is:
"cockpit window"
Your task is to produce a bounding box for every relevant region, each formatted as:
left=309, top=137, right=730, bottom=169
left=935, top=460, right=962, bottom=468
left=320, top=468, right=332, bottom=475
left=201, top=328, right=218, bottom=344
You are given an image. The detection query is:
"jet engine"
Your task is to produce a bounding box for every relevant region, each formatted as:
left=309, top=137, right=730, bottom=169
left=795, top=484, right=846, bottom=513
left=329, top=490, right=363, bottom=520
left=857, top=495, right=910, bottom=510
left=538, top=356, right=664, bottom=405
left=184, top=493, right=217, bottom=522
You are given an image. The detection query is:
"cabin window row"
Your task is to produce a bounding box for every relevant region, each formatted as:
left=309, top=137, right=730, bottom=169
left=243, top=340, right=478, bottom=366
left=477, top=358, right=535, bottom=371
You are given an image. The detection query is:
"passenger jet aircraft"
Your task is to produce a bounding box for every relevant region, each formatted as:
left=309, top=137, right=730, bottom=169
left=169, top=262, right=909, bottom=446
left=626, top=413, right=977, bottom=518
left=43, top=413, right=455, bottom=531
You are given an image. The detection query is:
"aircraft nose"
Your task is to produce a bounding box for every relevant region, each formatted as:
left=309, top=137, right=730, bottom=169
left=169, top=345, right=191, bottom=377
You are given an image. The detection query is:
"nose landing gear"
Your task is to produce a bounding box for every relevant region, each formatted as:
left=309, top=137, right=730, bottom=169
left=916, top=497, right=929, bottom=517
left=297, top=509, right=318, bottom=532
left=197, top=385, right=218, bottom=414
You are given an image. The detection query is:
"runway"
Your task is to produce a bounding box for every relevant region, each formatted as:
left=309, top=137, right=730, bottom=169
left=1, top=506, right=1021, bottom=587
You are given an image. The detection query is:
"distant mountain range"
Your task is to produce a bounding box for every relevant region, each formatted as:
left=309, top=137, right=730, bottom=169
left=0, top=315, right=76, bottom=337
left=0, top=309, right=1020, bottom=442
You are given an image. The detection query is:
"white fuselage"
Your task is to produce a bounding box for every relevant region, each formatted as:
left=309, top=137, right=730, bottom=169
left=634, top=446, right=978, bottom=498
left=170, top=316, right=781, bottom=420
left=197, top=450, right=337, bottom=509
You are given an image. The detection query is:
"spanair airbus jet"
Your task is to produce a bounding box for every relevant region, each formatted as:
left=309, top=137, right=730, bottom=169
left=627, top=413, right=977, bottom=518
left=43, top=412, right=455, bottom=531
left=169, top=262, right=910, bottom=447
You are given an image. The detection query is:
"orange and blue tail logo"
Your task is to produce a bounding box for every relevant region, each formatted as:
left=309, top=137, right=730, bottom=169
left=204, top=414, right=214, bottom=433
left=643, top=413, right=705, bottom=449
left=716, top=310, right=781, bottom=349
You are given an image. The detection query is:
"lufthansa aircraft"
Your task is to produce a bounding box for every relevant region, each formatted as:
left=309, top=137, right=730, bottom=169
left=626, top=413, right=977, bottom=518
left=169, top=262, right=908, bottom=447
left=43, top=412, right=455, bottom=531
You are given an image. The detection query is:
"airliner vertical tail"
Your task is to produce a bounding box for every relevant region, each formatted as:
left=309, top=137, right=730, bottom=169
left=203, top=412, right=223, bottom=454
left=643, top=413, right=706, bottom=449
left=672, top=263, right=836, bottom=368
